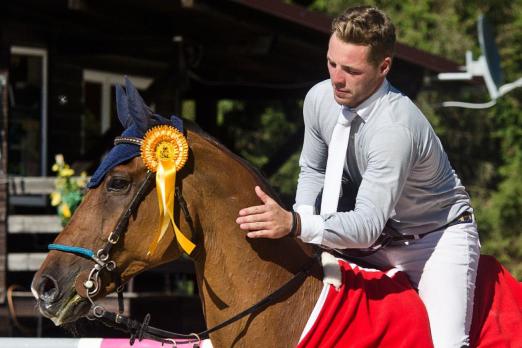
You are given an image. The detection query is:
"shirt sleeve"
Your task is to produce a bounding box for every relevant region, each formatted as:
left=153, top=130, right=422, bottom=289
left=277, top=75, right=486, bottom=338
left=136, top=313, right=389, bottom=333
left=294, top=86, right=328, bottom=212
left=299, top=125, right=415, bottom=248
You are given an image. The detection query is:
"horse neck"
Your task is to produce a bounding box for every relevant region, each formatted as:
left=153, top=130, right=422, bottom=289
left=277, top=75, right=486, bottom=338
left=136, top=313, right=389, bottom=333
left=184, top=131, right=322, bottom=345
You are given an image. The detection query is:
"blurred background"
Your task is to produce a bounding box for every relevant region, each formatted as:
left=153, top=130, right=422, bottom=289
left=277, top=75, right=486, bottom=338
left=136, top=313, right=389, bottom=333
left=0, top=0, right=520, bottom=339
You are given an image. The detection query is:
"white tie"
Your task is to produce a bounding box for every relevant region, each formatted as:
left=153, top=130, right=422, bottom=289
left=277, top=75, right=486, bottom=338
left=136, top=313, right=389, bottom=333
left=320, top=107, right=356, bottom=214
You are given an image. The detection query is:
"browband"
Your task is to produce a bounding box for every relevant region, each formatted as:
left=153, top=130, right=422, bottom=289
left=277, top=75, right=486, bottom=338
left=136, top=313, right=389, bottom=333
left=114, top=136, right=143, bottom=146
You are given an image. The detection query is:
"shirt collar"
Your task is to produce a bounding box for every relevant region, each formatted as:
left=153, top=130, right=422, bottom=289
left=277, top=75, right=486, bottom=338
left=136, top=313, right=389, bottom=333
left=343, top=79, right=389, bottom=122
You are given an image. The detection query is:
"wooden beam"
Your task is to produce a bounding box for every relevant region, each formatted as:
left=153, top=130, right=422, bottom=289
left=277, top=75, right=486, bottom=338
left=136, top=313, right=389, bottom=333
left=8, top=176, right=90, bottom=195
left=7, top=253, right=47, bottom=271
left=8, top=176, right=55, bottom=195
left=8, top=215, right=61, bottom=234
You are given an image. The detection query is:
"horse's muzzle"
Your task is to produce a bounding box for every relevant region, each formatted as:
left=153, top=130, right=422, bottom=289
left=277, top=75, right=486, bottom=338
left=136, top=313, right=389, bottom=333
left=33, top=274, right=61, bottom=304
left=32, top=271, right=91, bottom=325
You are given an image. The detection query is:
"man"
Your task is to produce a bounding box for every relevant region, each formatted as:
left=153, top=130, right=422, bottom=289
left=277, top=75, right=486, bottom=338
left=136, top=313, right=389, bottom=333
left=236, top=6, right=480, bottom=348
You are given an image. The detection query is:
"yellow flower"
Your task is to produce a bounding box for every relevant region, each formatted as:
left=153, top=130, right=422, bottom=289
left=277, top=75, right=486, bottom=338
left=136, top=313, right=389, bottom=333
left=52, top=164, right=59, bottom=172
left=61, top=203, right=71, bottom=218
left=55, top=154, right=64, bottom=166
left=60, top=167, right=74, bottom=177
left=77, top=171, right=88, bottom=188
left=50, top=192, right=61, bottom=206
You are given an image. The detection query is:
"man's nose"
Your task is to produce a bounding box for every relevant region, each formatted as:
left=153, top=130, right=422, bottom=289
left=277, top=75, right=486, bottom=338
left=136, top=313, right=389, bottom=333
left=331, top=68, right=345, bottom=87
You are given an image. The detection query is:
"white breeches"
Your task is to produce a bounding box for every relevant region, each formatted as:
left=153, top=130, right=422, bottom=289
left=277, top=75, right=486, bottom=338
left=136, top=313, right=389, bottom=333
left=361, top=220, right=481, bottom=348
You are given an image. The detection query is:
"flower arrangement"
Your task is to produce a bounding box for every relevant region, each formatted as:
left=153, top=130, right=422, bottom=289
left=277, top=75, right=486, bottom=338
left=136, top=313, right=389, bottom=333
left=50, top=154, right=88, bottom=226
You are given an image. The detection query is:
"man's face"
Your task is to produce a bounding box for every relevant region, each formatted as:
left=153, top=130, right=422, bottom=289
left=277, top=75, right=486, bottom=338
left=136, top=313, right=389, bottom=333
left=326, top=34, right=391, bottom=107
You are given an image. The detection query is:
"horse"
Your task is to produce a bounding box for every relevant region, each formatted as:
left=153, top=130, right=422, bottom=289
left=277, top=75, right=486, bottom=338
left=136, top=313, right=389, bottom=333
left=32, top=79, right=521, bottom=347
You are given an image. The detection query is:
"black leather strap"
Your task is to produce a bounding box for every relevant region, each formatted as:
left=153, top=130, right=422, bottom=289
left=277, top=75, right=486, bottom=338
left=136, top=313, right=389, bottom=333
left=390, top=211, right=473, bottom=242
left=99, top=253, right=320, bottom=343
left=101, top=171, right=155, bottom=257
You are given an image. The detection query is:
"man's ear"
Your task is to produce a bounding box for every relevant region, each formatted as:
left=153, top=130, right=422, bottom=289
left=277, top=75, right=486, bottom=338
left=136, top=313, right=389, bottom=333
left=380, top=57, right=392, bottom=76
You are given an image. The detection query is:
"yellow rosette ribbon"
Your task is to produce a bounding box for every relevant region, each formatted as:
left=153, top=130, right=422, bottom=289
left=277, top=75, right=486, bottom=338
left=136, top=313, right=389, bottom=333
left=141, top=125, right=195, bottom=256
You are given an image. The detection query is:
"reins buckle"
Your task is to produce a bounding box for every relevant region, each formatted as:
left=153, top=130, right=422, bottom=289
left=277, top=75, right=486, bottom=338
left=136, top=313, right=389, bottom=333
left=108, top=232, right=120, bottom=244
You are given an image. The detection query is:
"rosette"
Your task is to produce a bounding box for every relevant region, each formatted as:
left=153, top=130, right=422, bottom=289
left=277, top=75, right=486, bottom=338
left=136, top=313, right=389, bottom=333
left=141, top=125, right=195, bottom=255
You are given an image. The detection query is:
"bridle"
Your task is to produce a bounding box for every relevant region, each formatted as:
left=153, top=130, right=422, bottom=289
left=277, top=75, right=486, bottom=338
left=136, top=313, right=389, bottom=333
left=48, top=134, right=319, bottom=346
left=49, top=167, right=156, bottom=315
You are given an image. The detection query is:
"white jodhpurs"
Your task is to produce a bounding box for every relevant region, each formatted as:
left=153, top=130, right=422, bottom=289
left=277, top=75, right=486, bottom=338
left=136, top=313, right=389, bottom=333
left=360, top=219, right=481, bottom=348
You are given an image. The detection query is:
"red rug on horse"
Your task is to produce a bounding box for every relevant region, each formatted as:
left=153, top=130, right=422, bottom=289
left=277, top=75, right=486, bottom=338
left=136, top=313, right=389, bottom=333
left=298, top=254, right=521, bottom=348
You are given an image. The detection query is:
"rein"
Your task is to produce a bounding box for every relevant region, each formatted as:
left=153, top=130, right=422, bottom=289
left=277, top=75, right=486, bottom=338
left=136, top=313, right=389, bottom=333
left=48, top=135, right=319, bottom=346
left=98, top=254, right=318, bottom=345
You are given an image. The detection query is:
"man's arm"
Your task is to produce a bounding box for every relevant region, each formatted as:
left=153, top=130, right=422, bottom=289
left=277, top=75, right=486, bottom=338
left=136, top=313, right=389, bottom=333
left=294, top=85, right=328, bottom=213
left=237, top=124, right=415, bottom=250
left=300, top=125, right=415, bottom=248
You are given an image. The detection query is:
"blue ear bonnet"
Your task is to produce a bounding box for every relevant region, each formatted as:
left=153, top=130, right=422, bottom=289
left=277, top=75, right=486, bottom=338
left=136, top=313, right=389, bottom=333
left=86, top=77, right=185, bottom=188
left=87, top=115, right=184, bottom=188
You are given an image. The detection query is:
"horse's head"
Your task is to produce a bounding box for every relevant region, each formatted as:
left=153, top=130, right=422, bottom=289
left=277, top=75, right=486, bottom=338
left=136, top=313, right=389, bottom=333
left=32, top=78, right=197, bottom=325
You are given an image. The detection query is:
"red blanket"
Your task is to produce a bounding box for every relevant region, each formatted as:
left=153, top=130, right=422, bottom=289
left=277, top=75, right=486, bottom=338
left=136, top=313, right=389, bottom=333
left=471, top=255, right=522, bottom=347
left=298, top=255, right=522, bottom=348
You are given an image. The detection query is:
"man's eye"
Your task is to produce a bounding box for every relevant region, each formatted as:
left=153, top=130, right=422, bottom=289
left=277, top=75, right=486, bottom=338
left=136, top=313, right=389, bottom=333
left=107, top=177, right=130, bottom=192
left=344, top=68, right=361, bottom=75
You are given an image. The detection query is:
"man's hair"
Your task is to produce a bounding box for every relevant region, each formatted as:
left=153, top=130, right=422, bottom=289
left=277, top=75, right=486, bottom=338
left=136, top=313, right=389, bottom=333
left=331, top=6, right=396, bottom=66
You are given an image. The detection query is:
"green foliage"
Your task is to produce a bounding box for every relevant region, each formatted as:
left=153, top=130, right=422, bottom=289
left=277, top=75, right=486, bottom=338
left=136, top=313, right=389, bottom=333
left=216, top=98, right=303, bottom=208
left=219, top=99, right=301, bottom=168
left=270, top=152, right=301, bottom=197
left=478, top=94, right=522, bottom=278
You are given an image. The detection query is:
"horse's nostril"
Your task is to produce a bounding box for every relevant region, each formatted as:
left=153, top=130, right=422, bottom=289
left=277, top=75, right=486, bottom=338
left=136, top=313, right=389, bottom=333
left=38, top=275, right=60, bottom=303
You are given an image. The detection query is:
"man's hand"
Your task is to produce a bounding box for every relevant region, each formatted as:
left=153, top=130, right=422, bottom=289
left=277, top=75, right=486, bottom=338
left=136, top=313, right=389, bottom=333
left=236, top=186, right=293, bottom=239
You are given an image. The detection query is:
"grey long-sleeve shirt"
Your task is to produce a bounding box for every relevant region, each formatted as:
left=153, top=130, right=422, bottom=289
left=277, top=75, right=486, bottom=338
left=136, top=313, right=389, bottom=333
left=294, top=79, right=472, bottom=249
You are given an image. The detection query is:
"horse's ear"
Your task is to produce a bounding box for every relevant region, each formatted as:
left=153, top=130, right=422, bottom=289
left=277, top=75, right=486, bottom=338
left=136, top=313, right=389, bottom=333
left=115, top=85, right=133, bottom=129
left=124, top=76, right=153, bottom=133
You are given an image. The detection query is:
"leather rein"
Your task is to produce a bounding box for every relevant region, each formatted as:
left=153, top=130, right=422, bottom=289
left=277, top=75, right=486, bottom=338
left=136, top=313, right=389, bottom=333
left=48, top=135, right=318, bottom=346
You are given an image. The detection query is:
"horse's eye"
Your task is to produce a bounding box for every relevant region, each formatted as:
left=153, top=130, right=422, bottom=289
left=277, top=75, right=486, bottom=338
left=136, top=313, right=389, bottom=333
left=107, top=177, right=130, bottom=192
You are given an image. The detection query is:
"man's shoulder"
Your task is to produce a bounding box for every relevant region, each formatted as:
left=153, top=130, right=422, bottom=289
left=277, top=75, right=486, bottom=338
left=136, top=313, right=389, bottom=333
left=370, top=84, right=434, bottom=145
left=310, top=79, right=332, bottom=91
left=305, top=79, right=338, bottom=115
left=385, top=83, right=414, bottom=108
left=380, top=84, right=426, bottom=123
left=303, top=79, right=339, bottom=132
left=306, top=79, right=334, bottom=102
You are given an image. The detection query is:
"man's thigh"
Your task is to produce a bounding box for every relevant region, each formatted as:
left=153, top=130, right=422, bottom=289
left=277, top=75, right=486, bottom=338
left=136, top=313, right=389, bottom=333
left=376, top=223, right=481, bottom=347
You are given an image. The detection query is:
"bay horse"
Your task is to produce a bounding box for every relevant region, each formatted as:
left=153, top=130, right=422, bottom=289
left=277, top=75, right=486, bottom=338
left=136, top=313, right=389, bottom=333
left=32, top=79, right=521, bottom=347
left=32, top=79, right=324, bottom=347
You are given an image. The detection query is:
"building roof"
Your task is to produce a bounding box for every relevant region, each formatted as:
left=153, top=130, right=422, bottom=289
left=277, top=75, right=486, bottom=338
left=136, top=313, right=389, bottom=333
left=3, top=0, right=461, bottom=99
left=229, top=0, right=460, bottom=73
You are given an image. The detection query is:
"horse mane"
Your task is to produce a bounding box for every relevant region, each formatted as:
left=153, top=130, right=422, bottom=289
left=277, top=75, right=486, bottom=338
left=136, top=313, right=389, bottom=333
left=183, top=120, right=285, bottom=205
